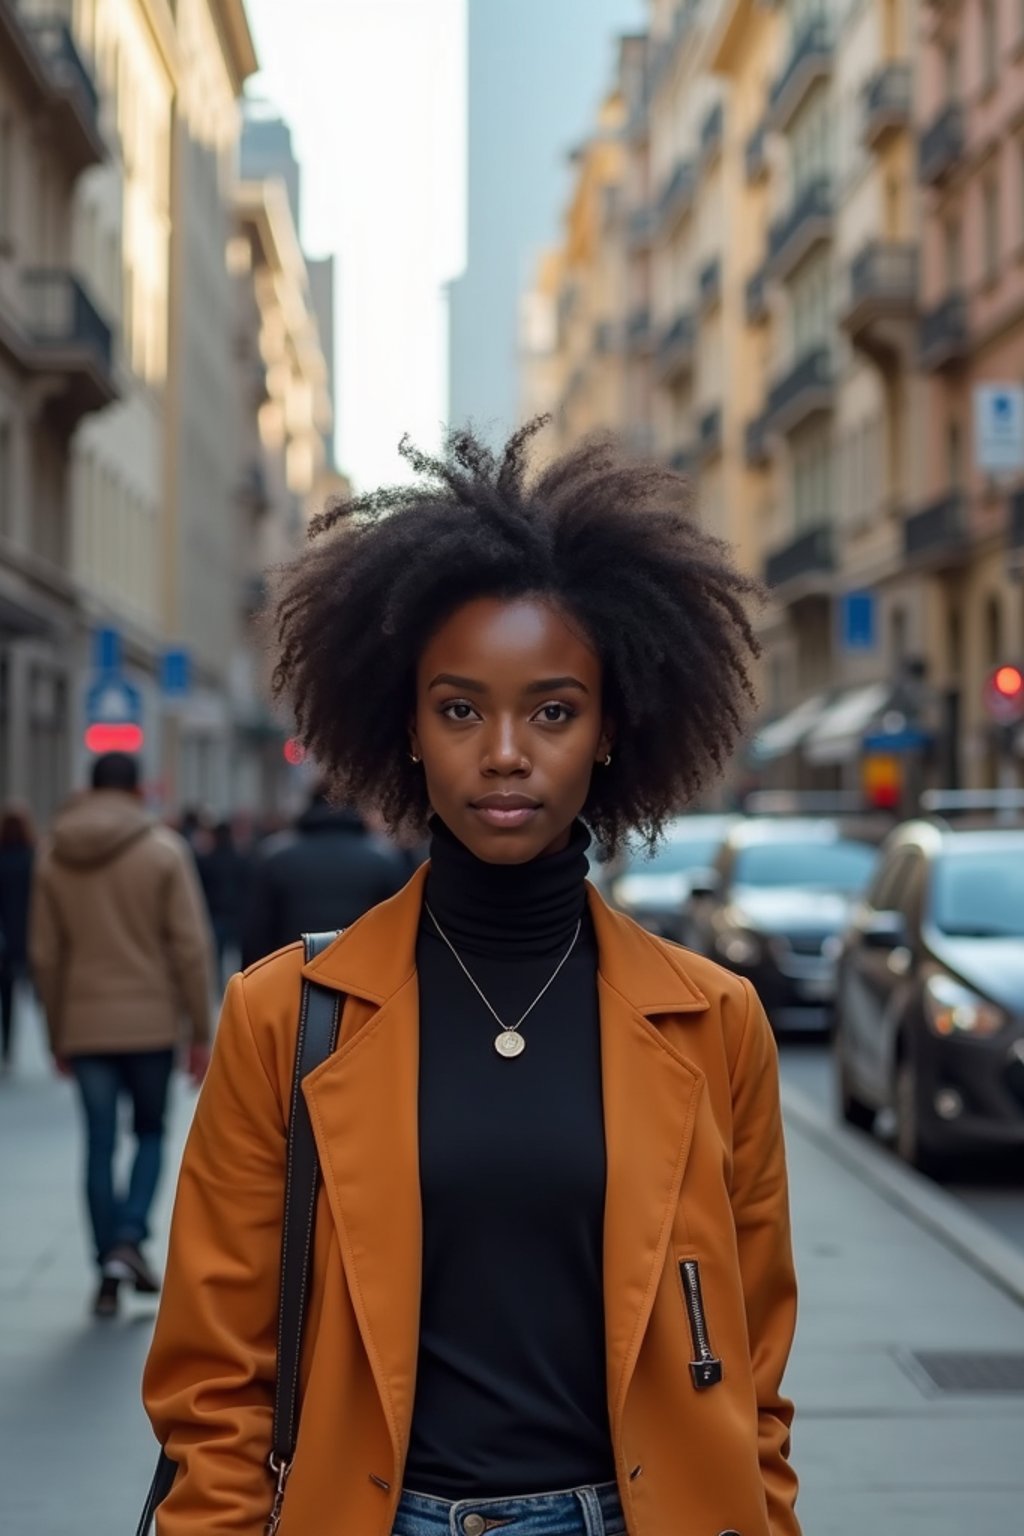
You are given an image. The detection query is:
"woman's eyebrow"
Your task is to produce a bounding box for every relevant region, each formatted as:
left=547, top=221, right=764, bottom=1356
left=524, top=677, right=589, bottom=695
left=428, top=673, right=488, bottom=691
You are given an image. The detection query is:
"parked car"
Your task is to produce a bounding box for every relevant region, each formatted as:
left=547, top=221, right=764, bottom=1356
left=606, top=814, right=739, bottom=941
left=685, top=818, right=879, bottom=1030
left=835, top=821, right=1024, bottom=1175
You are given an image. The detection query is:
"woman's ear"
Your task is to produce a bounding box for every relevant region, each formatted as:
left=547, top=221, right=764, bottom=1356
left=408, top=719, right=422, bottom=765
left=596, top=719, right=616, bottom=765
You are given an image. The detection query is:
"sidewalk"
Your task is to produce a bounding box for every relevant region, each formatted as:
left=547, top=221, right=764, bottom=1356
left=2, top=1005, right=1023, bottom=1535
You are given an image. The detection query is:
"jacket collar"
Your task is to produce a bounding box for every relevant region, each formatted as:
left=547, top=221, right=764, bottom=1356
left=301, top=860, right=711, bottom=1018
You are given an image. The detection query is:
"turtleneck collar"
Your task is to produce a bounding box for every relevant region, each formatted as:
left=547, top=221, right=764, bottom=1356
left=423, top=817, right=591, bottom=959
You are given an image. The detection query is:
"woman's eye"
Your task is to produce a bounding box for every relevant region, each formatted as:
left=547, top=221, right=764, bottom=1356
left=535, top=703, right=575, bottom=724
left=442, top=701, right=478, bottom=721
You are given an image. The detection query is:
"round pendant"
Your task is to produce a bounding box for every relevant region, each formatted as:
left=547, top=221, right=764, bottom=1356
left=494, top=1030, right=526, bottom=1059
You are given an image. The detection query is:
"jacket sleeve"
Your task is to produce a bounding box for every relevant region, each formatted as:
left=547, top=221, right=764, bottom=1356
left=27, top=861, right=63, bottom=1054
left=731, top=980, right=801, bottom=1536
left=142, top=974, right=285, bottom=1532
left=164, top=841, right=214, bottom=1045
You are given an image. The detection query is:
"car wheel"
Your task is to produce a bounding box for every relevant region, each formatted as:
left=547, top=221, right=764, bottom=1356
left=895, top=1057, right=948, bottom=1179
left=836, top=1050, right=875, bottom=1132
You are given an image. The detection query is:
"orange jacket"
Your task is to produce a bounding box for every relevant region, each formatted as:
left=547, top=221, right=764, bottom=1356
left=143, top=867, right=800, bottom=1536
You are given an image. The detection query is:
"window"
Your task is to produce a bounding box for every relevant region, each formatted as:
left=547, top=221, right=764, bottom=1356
left=985, top=594, right=1002, bottom=665
left=947, top=420, right=963, bottom=486
left=944, top=216, right=962, bottom=289
left=983, top=174, right=1000, bottom=284
left=890, top=606, right=908, bottom=668
left=943, top=41, right=959, bottom=101
left=981, top=0, right=998, bottom=93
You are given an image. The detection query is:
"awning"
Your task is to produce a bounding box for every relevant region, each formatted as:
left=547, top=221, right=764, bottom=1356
left=803, top=681, right=892, bottom=766
left=749, top=693, right=830, bottom=762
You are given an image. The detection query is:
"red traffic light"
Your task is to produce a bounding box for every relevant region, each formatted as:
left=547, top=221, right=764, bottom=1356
left=84, top=724, right=145, bottom=755
left=283, top=737, right=307, bottom=766
left=984, top=664, right=1024, bottom=724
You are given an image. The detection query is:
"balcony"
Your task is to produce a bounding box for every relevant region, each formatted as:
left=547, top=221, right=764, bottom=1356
left=842, top=242, right=917, bottom=361
left=699, top=404, right=723, bottom=461
left=919, top=293, right=968, bottom=371
left=657, top=159, right=696, bottom=234
left=23, top=16, right=105, bottom=174
left=768, top=176, right=832, bottom=281
left=769, top=17, right=833, bottom=132
left=862, top=62, right=912, bottom=150
left=626, top=306, right=653, bottom=354
left=21, top=269, right=118, bottom=429
left=763, top=345, right=834, bottom=436
left=629, top=206, right=656, bottom=252
left=745, top=413, right=772, bottom=467
left=699, top=256, right=722, bottom=313
left=745, top=265, right=770, bottom=325
left=903, top=492, right=968, bottom=567
left=593, top=320, right=617, bottom=355
left=669, top=444, right=697, bottom=475
left=763, top=522, right=835, bottom=597
left=919, top=103, right=965, bottom=186
left=656, top=310, right=696, bottom=384
left=745, top=123, right=769, bottom=184
left=700, top=102, right=724, bottom=166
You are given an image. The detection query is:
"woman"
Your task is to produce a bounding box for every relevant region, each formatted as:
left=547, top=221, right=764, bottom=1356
left=0, top=801, right=35, bottom=1074
left=143, top=427, right=801, bottom=1536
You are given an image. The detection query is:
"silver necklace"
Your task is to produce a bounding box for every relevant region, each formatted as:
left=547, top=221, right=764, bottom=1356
left=423, top=901, right=582, bottom=1059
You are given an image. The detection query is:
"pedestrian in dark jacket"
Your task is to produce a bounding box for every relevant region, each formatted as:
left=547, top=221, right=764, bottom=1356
left=196, top=821, right=250, bottom=986
left=0, top=802, right=35, bottom=1073
left=240, top=785, right=408, bottom=969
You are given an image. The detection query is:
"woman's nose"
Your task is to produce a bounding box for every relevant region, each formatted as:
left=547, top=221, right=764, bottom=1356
left=481, top=717, right=530, bottom=774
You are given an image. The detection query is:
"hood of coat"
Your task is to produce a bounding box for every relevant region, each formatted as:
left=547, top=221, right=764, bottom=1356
left=49, top=790, right=155, bottom=870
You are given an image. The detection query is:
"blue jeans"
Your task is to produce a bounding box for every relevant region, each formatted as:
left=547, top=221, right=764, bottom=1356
left=391, top=1481, right=626, bottom=1536
left=70, top=1050, right=175, bottom=1267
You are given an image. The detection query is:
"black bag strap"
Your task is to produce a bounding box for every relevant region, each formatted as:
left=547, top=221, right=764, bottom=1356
left=135, top=932, right=343, bottom=1536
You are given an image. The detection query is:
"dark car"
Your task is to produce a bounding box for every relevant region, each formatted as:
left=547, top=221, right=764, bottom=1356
left=835, top=823, right=1024, bottom=1175
left=606, top=814, right=739, bottom=941
left=685, top=819, right=879, bottom=1030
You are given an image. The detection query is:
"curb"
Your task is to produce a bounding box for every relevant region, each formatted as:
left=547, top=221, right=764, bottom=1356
left=781, top=1080, right=1024, bottom=1309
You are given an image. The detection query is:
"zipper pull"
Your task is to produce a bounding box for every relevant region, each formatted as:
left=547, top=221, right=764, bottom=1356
left=679, top=1260, right=724, bottom=1390
left=265, top=1453, right=292, bottom=1536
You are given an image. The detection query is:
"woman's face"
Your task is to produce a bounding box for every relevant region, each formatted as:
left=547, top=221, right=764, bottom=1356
left=410, top=595, right=612, bottom=863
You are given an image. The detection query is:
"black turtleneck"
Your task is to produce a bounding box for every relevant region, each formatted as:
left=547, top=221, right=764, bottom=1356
left=404, top=819, right=614, bottom=1497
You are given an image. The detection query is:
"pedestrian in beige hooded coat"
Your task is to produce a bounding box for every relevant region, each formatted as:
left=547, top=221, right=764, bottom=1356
left=30, top=752, right=214, bottom=1316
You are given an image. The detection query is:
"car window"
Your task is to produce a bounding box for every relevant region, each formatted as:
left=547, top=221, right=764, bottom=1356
left=623, top=837, right=723, bottom=876
left=930, top=849, right=1024, bottom=937
left=732, top=839, right=877, bottom=893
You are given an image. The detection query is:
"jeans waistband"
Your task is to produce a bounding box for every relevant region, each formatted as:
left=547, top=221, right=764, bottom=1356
left=395, top=1478, right=624, bottom=1536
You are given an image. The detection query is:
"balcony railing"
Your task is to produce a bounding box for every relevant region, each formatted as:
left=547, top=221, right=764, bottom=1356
left=768, top=176, right=832, bottom=279
left=919, top=102, right=965, bottom=186
left=843, top=241, right=918, bottom=356
left=699, top=404, right=723, bottom=458
left=701, top=102, right=724, bottom=162
left=862, top=62, right=912, bottom=148
left=764, top=522, right=835, bottom=591
left=745, top=414, right=771, bottom=467
left=626, top=306, right=653, bottom=351
left=769, top=17, right=833, bottom=131
left=23, top=269, right=113, bottom=369
left=593, top=320, right=617, bottom=354
left=919, top=293, right=968, bottom=370
left=657, top=159, right=696, bottom=231
left=764, top=345, right=834, bottom=434
left=23, top=15, right=105, bottom=171
left=745, top=123, right=769, bottom=183
left=699, top=256, right=721, bottom=311
left=745, top=266, right=770, bottom=324
left=903, top=492, right=968, bottom=563
left=657, top=310, right=696, bottom=380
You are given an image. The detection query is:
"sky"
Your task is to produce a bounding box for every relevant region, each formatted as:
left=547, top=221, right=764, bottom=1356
left=245, top=0, right=467, bottom=491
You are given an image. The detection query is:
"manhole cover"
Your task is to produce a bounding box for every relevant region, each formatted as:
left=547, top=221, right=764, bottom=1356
left=906, top=1351, right=1024, bottom=1394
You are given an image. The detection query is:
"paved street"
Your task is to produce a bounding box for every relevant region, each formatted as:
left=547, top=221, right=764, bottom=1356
left=2, top=1003, right=1024, bottom=1535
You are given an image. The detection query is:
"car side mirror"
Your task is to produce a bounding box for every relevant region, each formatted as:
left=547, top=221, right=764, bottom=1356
left=861, top=910, right=907, bottom=949
left=687, top=870, right=720, bottom=902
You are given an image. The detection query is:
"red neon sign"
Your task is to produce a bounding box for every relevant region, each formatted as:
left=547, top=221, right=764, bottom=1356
left=84, top=724, right=145, bottom=755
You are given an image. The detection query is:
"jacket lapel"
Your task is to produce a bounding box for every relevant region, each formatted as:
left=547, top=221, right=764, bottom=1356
left=300, top=870, right=427, bottom=1473
left=589, top=892, right=710, bottom=1439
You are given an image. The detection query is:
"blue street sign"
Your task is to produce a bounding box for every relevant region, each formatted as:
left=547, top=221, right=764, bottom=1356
left=86, top=673, right=142, bottom=727
left=840, top=591, right=876, bottom=652
left=93, top=626, right=122, bottom=673
left=863, top=727, right=930, bottom=755
left=160, top=648, right=192, bottom=697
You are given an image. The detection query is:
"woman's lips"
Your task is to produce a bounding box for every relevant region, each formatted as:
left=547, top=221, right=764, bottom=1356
left=470, top=797, right=540, bottom=829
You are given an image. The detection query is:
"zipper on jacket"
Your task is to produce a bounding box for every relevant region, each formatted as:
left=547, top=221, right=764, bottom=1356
left=678, top=1259, right=723, bottom=1390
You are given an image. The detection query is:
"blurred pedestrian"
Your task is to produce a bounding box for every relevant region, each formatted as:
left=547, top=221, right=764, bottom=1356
left=29, top=753, right=214, bottom=1318
left=143, top=427, right=800, bottom=1536
left=196, top=820, right=249, bottom=986
left=239, top=780, right=407, bottom=968
left=0, top=801, right=35, bottom=1074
